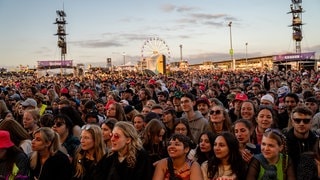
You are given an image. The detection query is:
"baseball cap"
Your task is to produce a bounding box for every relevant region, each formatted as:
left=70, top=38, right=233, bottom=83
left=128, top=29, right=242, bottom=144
left=234, top=93, right=248, bottom=101
left=21, top=98, right=37, bottom=107
left=196, top=98, right=210, bottom=107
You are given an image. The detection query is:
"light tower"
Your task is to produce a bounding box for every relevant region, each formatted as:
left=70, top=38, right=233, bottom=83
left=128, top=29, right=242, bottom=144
left=54, top=10, right=67, bottom=74
left=288, top=0, right=304, bottom=53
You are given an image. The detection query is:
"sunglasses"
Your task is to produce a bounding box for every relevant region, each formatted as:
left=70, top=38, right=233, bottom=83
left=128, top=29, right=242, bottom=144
left=54, top=121, right=65, bottom=127
left=292, top=118, right=311, bottom=124
left=210, top=110, right=222, bottom=115
left=109, top=133, right=120, bottom=140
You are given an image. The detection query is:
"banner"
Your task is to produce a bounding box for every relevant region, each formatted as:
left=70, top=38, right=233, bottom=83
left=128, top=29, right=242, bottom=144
left=37, top=60, right=73, bottom=68
left=273, top=52, right=315, bottom=62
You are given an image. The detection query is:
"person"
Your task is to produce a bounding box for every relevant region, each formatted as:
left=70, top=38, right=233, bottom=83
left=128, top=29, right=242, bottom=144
left=0, top=130, right=29, bottom=180
left=100, top=118, right=117, bottom=150
left=278, top=93, right=299, bottom=130
left=52, top=114, right=80, bottom=160
left=208, top=105, right=232, bottom=135
left=22, top=109, right=40, bottom=137
left=153, top=133, right=203, bottom=180
left=201, top=131, right=246, bottom=180
left=188, top=131, right=216, bottom=166
left=180, top=93, right=210, bottom=143
left=228, top=93, right=248, bottom=122
left=296, top=138, right=320, bottom=179
left=142, top=119, right=167, bottom=168
left=162, top=108, right=176, bottom=139
left=233, top=119, right=260, bottom=163
left=246, top=128, right=296, bottom=180
left=196, top=98, right=211, bottom=120
left=173, top=118, right=196, bottom=146
left=285, top=106, right=319, bottom=175
left=106, top=103, right=127, bottom=121
left=72, top=124, right=106, bottom=180
left=252, top=106, right=277, bottom=145
left=30, top=127, right=72, bottom=180
left=93, top=121, right=153, bottom=180
left=133, top=114, right=146, bottom=137
left=0, top=118, right=32, bottom=155
left=239, top=100, right=257, bottom=125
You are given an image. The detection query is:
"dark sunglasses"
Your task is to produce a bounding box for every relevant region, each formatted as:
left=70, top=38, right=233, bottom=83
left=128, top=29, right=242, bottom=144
left=292, top=118, right=311, bottom=124
left=54, top=121, right=65, bottom=127
left=210, top=110, right=222, bottom=115
left=109, top=133, right=120, bottom=140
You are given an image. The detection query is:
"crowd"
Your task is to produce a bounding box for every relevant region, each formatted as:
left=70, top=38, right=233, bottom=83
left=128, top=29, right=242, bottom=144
left=0, top=68, right=319, bottom=180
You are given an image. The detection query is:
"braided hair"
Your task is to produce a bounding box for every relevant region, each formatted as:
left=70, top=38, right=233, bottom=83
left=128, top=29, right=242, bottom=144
left=263, top=128, right=288, bottom=180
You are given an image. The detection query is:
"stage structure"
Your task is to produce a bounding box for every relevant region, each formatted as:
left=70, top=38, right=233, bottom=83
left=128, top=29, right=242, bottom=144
left=288, top=0, right=304, bottom=53
left=54, top=10, right=68, bottom=74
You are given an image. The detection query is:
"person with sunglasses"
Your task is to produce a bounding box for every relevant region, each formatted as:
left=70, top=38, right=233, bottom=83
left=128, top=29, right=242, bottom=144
left=52, top=114, right=80, bottom=162
left=247, top=128, right=295, bottom=180
left=208, top=105, right=232, bottom=135
left=285, top=106, right=319, bottom=176
left=93, top=121, right=153, bottom=180
left=72, top=124, right=106, bottom=180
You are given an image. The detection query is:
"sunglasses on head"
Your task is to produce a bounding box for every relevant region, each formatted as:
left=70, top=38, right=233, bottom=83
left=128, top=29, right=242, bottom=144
left=81, top=124, right=93, bottom=131
left=292, top=118, right=311, bottom=124
left=265, top=128, right=285, bottom=139
left=210, top=110, right=222, bottom=115
left=54, top=121, right=65, bottom=127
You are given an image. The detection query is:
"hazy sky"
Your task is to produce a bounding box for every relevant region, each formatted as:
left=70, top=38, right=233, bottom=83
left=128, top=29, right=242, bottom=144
left=0, top=0, right=319, bottom=68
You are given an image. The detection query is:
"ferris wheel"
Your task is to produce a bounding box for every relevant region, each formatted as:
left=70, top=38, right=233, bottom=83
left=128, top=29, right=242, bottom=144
left=141, top=36, right=171, bottom=62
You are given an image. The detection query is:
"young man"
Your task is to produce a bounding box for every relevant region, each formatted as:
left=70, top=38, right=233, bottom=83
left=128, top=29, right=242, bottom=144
left=285, top=106, right=319, bottom=175
left=180, top=93, right=210, bottom=143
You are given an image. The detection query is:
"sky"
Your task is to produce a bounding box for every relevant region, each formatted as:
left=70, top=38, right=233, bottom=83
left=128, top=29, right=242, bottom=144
left=0, top=0, right=319, bottom=68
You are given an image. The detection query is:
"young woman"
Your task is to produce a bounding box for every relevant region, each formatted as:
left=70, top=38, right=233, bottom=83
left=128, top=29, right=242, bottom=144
left=239, top=100, right=257, bottom=125
left=162, top=108, right=176, bottom=139
left=233, top=119, right=260, bottom=163
left=208, top=105, right=232, bottom=135
left=22, top=109, right=40, bottom=137
left=133, top=114, right=145, bottom=137
left=173, top=118, right=196, bottom=147
left=142, top=119, right=167, bottom=167
left=0, top=130, right=29, bottom=179
left=93, top=121, right=153, bottom=180
left=252, top=106, right=277, bottom=145
left=153, top=134, right=203, bottom=180
left=106, top=103, right=127, bottom=121
left=30, top=127, right=72, bottom=180
left=72, top=124, right=106, bottom=180
left=188, top=131, right=216, bottom=165
left=246, top=128, right=295, bottom=180
left=201, top=132, right=247, bottom=180
left=0, top=118, right=32, bottom=154
left=100, top=118, right=117, bottom=150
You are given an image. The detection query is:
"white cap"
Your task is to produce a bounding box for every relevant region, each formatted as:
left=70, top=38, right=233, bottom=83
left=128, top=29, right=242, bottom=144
left=261, top=94, right=274, bottom=104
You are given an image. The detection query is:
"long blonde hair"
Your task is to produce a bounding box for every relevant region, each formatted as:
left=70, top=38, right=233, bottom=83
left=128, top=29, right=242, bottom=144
left=30, top=127, right=61, bottom=169
left=73, top=124, right=106, bottom=178
left=109, top=121, right=143, bottom=168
